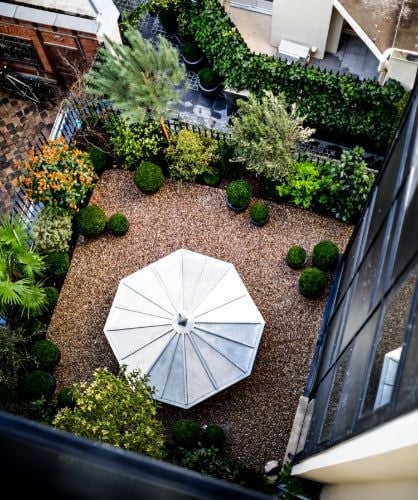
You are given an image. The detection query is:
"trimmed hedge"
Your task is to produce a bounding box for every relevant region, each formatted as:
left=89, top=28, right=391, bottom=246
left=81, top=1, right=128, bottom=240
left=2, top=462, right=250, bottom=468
left=107, top=213, right=129, bottom=236
left=299, top=267, right=326, bottom=298
left=44, top=251, right=70, bottom=278
left=172, top=419, right=200, bottom=448
left=312, top=240, right=339, bottom=271
left=134, top=161, right=164, bottom=194
left=183, top=0, right=406, bottom=151
left=30, top=340, right=61, bottom=371
left=20, top=370, right=56, bottom=400
left=286, top=246, right=307, bottom=269
left=201, top=424, right=226, bottom=449
left=77, top=204, right=107, bottom=237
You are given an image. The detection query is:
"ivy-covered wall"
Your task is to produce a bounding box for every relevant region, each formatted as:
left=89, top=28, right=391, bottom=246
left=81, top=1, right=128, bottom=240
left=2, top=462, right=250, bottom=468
left=181, top=0, right=407, bottom=153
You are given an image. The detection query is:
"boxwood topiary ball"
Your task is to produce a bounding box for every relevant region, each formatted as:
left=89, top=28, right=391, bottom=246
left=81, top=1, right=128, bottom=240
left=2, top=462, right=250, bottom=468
left=226, top=180, right=252, bottom=210
left=44, top=251, right=70, bottom=278
left=30, top=339, right=61, bottom=371
left=107, top=213, right=129, bottom=236
left=249, top=202, right=269, bottom=225
left=312, top=240, right=339, bottom=271
left=77, top=204, right=107, bottom=237
left=171, top=419, right=200, bottom=448
left=201, top=424, right=226, bottom=449
left=20, top=370, right=56, bottom=400
left=57, top=386, right=77, bottom=409
left=299, top=267, right=326, bottom=298
left=87, top=146, right=107, bottom=175
left=286, top=246, right=307, bottom=270
left=134, top=161, right=164, bottom=194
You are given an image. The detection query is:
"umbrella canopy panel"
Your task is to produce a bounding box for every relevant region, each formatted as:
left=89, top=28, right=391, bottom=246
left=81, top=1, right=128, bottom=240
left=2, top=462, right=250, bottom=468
left=104, top=249, right=265, bottom=409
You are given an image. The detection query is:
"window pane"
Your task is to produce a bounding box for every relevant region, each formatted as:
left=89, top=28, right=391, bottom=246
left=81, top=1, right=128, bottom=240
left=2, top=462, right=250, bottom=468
left=362, top=265, right=418, bottom=414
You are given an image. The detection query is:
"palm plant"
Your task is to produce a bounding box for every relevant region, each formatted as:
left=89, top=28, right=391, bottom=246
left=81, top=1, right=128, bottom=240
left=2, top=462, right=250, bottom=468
left=0, top=217, right=47, bottom=319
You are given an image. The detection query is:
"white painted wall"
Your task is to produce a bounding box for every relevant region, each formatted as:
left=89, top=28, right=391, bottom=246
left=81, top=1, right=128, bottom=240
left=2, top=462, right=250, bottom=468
left=385, top=55, right=418, bottom=91
left=321, top=480, right=418, bottom=500
left=270, top=0, right=334, bottom=59
left=325, top=7, right=343, bottom=54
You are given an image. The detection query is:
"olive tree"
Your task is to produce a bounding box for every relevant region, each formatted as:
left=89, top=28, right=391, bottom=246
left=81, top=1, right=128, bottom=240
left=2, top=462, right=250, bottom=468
left=231, top=91, right=314, bottom=181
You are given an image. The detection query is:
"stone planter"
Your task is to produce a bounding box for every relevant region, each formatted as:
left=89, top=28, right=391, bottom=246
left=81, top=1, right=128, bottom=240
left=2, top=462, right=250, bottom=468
left=198, top=79, right=219, bottom=97
left=225, top=197, right=248, bottom=213
left=183, top=54, right=204, bottom=71
left=250, top=215, right=269, bottom=226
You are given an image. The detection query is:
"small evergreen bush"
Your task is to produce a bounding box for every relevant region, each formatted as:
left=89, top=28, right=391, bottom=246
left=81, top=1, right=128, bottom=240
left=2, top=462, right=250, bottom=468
left=217, top=141, right=243, bottom=181
left=198, top=67, right=219, bottom=89
left=172, top=419, right=200, bottom=448
left=286, top=246, right=307, bottom=270
left=312, top=240, right=339, bottom=271
left=44, top=286, right=59, bottom=309
left=201, top=424, right=226, bottom=449
left=183, top=41, right=202, bottom=61
left=44, top=251, right=70, bottom=278
left=202, top=170, right=220, bottom=186
left=108, top=213, right=129, bottom=236
left=87, top=145, right=107, bottom=174
left=249, top=202, right=269, bottom=225
left=32, top=206, right=73, bottom=254
left=20, top=370, right=56, bottom=400
left=77, top=204, right=107, bottom=237
left=57, top=386, right=77, bottom=409
left=134, top=161, right=164, bottom=194
left=30, top=340, right=61, bottom=371
left=226, top=180, right=252, bottom=209
left=299, top=268, right=326, bottom=298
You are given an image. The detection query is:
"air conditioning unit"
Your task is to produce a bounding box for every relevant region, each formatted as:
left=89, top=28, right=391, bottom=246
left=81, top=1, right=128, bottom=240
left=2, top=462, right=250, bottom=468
left=276, top=39, right=311, bottom=64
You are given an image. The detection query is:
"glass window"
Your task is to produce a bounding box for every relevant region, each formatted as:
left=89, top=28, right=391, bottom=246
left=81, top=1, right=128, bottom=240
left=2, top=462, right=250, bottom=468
left=362, top=264, right=418, bottom=414
left=0, top=36, right=39, bottom=66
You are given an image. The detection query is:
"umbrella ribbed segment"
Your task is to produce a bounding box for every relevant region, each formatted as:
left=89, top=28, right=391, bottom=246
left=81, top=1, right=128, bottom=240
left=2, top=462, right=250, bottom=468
left=104, top=249, right=265, bottom=409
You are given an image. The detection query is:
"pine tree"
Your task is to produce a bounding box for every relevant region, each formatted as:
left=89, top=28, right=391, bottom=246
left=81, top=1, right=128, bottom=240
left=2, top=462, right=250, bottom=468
left=85, top=28, right=185, bottom=141
left=231, top=91, right=315, bottom=182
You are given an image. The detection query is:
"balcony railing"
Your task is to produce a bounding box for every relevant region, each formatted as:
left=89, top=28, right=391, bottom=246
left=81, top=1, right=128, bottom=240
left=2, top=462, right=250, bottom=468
left=229, top=0, right=273, bottom=15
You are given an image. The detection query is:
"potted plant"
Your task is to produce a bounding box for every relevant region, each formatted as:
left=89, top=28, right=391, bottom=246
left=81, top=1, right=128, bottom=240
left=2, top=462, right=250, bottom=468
left=198, top=67, right=220, bottom=96
left=249, top=202, right=269, bottom=226
left=182, top=41, right=204, bottom=70
left=225, top=180, right=252, bottom=212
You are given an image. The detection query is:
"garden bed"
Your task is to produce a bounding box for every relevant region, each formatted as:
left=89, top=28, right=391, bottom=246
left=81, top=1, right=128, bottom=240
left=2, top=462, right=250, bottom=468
left=48, top=169, right=352, bottom=469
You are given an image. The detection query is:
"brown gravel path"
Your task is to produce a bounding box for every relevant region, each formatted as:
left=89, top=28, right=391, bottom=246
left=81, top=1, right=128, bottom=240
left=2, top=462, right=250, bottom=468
left=48, top=170, right=352, bottom=469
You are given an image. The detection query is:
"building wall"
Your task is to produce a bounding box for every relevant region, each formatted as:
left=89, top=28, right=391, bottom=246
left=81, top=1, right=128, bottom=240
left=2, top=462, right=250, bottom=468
left=385, top=55, right=418, bottom=91
left=270, top=0, right=334, bottom=58
left=325, top=7, right=343, bottom=54
left=321, top=480, right=418, bottom=500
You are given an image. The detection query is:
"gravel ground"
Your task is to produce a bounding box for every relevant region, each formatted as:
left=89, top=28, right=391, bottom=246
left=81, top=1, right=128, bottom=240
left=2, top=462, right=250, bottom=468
left=48, top=170, right=352, bottom=469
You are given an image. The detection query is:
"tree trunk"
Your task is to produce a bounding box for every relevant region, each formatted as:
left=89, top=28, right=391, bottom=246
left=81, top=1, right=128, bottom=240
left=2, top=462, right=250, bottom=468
left=159, top=118, right=171, bottom=144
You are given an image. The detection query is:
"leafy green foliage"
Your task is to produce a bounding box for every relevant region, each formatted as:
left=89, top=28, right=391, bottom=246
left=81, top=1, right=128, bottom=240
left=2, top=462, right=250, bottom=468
left=87, top=145, right=107, bottom=174
left=20, top=137, right=97, bottom=211
left=86, top=29, right=185, bottom=129
left=0, top=217, right=47, bottom=318
left=134, top=161, right=165, bottom=194
left=324, top=147, right=375, bottom=223
left=53, top=368, right=165, bottom=459
left=57, top=386, right=77, bottom=409
left=20, top=370, right=56, bottom=400
left=106, top=116, right=166, bottom=170
left=182, top=0, right=406, bottom=151
left=202, top=170, right=220, bottom=186
left=286, top=246, right=307, bottom=269
left=32, top=206, right=73, bottom=254
left=277, top=161, right=322, bottom=209
left=232, top=92, right=314, bottom=182
left=298, top=268, right=326, bottom=298
left=201, top=424, right=226, bottom=449
left=77, top=205, right=107, bottom=237
left=217, top=141, right=243, bottom=180
left=198, top=67, right=219, bottom=89
left=44, top=251, right=70, bottom=278
left=171, top=419, right=200, bottom=448
left=44, top=286, right=59, bottom=309
left=107, top=213, right=129, bottom=236
left=30, top=340, right=61, bottom=371
left=249, top=202, right=269, bottom=225
left=226, top=180, right=252, bottom=209
left=312, top=240, right=339, bottom=271
left=0, top=326, right=31, bottom=397
left=182, top=41, right=202, bottom=62
left=166, top=129, right=218, bottom=182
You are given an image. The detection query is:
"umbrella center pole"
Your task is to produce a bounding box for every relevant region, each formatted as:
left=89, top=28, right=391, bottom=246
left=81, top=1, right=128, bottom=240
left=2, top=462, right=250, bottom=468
left=173, top=311, right=195, bottom=334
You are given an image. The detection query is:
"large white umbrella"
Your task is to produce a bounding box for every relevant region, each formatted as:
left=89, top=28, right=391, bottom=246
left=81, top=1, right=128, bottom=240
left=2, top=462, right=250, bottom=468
left=104, top=249, right=265, bottom=409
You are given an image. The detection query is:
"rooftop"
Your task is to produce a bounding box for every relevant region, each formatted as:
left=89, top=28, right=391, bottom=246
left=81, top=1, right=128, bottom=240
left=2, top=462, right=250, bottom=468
left=9, top=0, right=98, bottom=18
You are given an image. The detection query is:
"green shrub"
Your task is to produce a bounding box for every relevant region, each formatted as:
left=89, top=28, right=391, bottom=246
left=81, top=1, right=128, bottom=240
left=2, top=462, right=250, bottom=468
left=57, top=386, right=77, bottom=409
left=32, top=206, right=73, bottom=254
left=249, top=202, right=269, bottom=225
left=312, top=240, right=339, bottom=271
left=44, top=251, right=70, bottom=278
left=287, top=246, right=307, bottom=269
left=0, top=326, right=30, bottom=393
left=107, top=213, right=129, bottom=236
left=166, top=129, right=218, bottom=182
left=183, top=41, right=202, bottom=61
left=198, top=67, right=219, bottom=89
left=277, top=162, right=322, bottom=209
left=202, top=170, right=220, bottom=186
left=44, top=286, right=59, bottom=309
left=298, top=268, right=326, bottom=298
left=172, top=419, right=200, bottom=448
left=20, top=370, right=56, bottom=400
left=77, top=204, right=107, bottom=237
left=106, top=116, right=166, bottom=170
left=217, top=141, right=243, bottom=181
left=87, top=145, right=107, bottom=174
left=201, top=424, right=226, bottom=449
left=134, top=161, right=165, bottom=194
left=30, top=340, right=61, bottom=371
left=226, top=180, right=252, bottom=209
